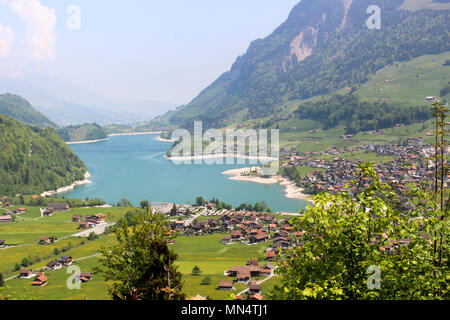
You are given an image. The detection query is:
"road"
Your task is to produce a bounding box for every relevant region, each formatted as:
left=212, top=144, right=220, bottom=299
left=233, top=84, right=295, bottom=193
left=236, top=268, right=278, bottom=297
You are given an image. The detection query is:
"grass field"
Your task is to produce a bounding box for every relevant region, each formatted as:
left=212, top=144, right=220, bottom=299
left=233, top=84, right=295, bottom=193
left=356, top=52, right=450, bottom=105
left=1, top=211, right=281, bottom=300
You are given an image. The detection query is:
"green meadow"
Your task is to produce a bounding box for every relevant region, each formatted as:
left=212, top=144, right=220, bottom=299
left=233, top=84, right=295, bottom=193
left=1, top=207, right=280, bottom=300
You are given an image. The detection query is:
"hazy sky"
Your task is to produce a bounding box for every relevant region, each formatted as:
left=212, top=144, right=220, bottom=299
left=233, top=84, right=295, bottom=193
left=0, top=0, right=299, bottom=105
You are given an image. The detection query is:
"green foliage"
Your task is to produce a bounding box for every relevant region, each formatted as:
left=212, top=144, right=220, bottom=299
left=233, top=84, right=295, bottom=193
left=269, top=163, right=448, bottom=300
left=0, top=93, right=56, bottom=128
left=96, top=208, right=185, bottom=300
left=139, top=200, right=149, bottom=209
left=195, top=197, right=206, bottom=206
left=0, top=273, right=4, bottom=287
left=200, top=276, right=211, bottom=286
left=192, top=266, right=202, bottom=276
left=116, top=198, right=133, bottom=207
left=56, top=123, right=107, bottom=142
left=0, top=114, right=87, bottom=196
left=294, top=94, right=432, bottom=134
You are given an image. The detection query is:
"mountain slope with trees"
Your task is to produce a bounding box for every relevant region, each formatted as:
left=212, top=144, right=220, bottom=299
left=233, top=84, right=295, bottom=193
left=0, top=114, right=87, bottom=196
left=164, top=0, right=449, bottom=129
left=0, top=93, right=56, bottom=128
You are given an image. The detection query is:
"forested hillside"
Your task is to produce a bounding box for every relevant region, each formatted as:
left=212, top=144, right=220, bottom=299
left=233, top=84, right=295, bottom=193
left=0, top=115, right=87, bottom=196
left=165, top=0, right=449, bottom=129
left=56, top=123, right=108, bottom=142
left=0, top=93, right=56, bottom=128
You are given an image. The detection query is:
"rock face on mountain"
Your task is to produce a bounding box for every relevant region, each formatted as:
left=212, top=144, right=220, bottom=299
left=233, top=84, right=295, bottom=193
left=167, top=0, right=449, bottom=128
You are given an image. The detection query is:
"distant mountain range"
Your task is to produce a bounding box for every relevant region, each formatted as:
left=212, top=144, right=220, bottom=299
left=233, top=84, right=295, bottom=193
left=0, top=75, right=176, bottom=126
left=162, top=0, right=449, bottom=129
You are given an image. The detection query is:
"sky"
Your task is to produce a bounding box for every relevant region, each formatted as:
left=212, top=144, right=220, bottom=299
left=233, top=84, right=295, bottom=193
left=0, top=0, right=300, bottom=106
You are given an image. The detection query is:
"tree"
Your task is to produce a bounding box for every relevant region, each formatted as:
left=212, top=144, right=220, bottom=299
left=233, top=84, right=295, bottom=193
left=117, top=198, right=133, bottom=207
left=96, top=207, right=184, bottom=300
left=170, top=204, right=177, bottom=216
left=200, top=276, right=211, bottom=286
left=192, top=266, right=202, bottom=276
left=140, top=200, right=150, bottom=209
left=269, top=162, right=448, bottom=300
left=195, top=197, right=205, bottom=206
left=0, top=273, right=4, bottom=287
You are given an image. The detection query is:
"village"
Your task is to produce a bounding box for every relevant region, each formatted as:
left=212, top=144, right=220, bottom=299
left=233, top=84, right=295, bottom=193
left=281, top=138, right=449, bottom=204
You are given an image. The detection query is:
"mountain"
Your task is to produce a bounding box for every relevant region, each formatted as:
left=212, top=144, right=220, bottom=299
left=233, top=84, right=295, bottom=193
left=0, top=114, right=87, bottom=196
left=165, top=0, right=449, bottom=129
left=0, top=76, right=176, bottom=126
left=0, top=93, right=56, bottom=128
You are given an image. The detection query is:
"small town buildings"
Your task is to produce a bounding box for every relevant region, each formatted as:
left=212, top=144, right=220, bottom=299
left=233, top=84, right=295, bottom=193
left=249, top=282, right=262, bottom=294
left=76, top=272, right=93, bottom=283
left=0, top=215, right=13, bottom=223
left=221, top=236, right=231, bottom=244
left=217, top=280, right=235, bottom=290
left=45, top=260, right=62, bottom=271
left=13, top=208, right=26, bottom=214
left=58, top=256, right=73, bottom=266
left=79, top=221, right=89, bottom=229
left=0, top=240, right=5, bottom=247
left=72, top=215, right=83, bottom=222
left=249, top=294, right=263, bottom=301
left=39, top=237, right=52, bottom=245
left=32, top=273, right=48, bottom=286
left=19, top=269, right=36, bottom=279
left=47, top=203, right=70, bottom=212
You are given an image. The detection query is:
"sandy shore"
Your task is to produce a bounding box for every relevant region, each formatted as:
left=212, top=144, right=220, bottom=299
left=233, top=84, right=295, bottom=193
left=40, top=172, right=92, bottom=197
left=156, top=136, right=176, bottom=143
left=223, top=167, right=313, bottom=203
left=107, top=131, right=163, bottom=137
left=66, top=138, right=109, bottom=145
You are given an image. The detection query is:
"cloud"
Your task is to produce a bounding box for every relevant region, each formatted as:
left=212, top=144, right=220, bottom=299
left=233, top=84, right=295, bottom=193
left=0, top=23, right=14, bottom=57
left=9, top=0, right=56, bottom=59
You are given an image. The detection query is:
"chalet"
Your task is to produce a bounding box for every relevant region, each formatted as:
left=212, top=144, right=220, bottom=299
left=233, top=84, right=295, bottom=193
left=32, top=273, right=48, bottom=286
left=217, top=280, right=235, bottom=290
left=262, top=262, right=274, bottom=270
left=249, top=232, right=269, bottom=243
left=58, top=256, right=73, bottom=266
left=259, top=269, right=272, bottom=276
left=4, top=202, right=12, bottom=207
left=231, top=230, right=243, bottom=239
left=247, top=259, right=259, bottom=266
left=86, top=215, right=102, bottom=224
left=42, top=209, right=53, bottom=216
left=20, top=269, right=36, bottom=279
left=221, top=236, right=231, bottom=244
left=39, top=237, right=52, bottom=245
left=0, top=240, right=5, bottom=247
left=249, top=282, right=262, bottom=294
left=0, top=215, right=13, bottom=223
left=47, top=203, right=70, bottom=212
left=76, top=272, right=93, bottom=283
left=249, top=294, right=263, bottom=301
left=72, top=215, right=83, bottom=222
left=45, top=260, right=62, bottom=271
left=79, top=221, right=89, bottom=229
left=13, top=208, right=26, bottom=214
left=265, top=250, right=276, bottom=260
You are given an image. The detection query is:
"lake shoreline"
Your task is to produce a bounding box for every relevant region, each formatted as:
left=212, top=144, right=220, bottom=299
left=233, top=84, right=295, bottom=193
left=40, top=172, right=92, bottom=197
left=222, top=167, right=314, bottom=203
left=65, top=132, right=164, bottom=145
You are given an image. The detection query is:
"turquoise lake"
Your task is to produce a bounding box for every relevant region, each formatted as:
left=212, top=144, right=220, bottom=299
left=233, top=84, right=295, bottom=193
left=62, top=134, right=306, bottom=213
